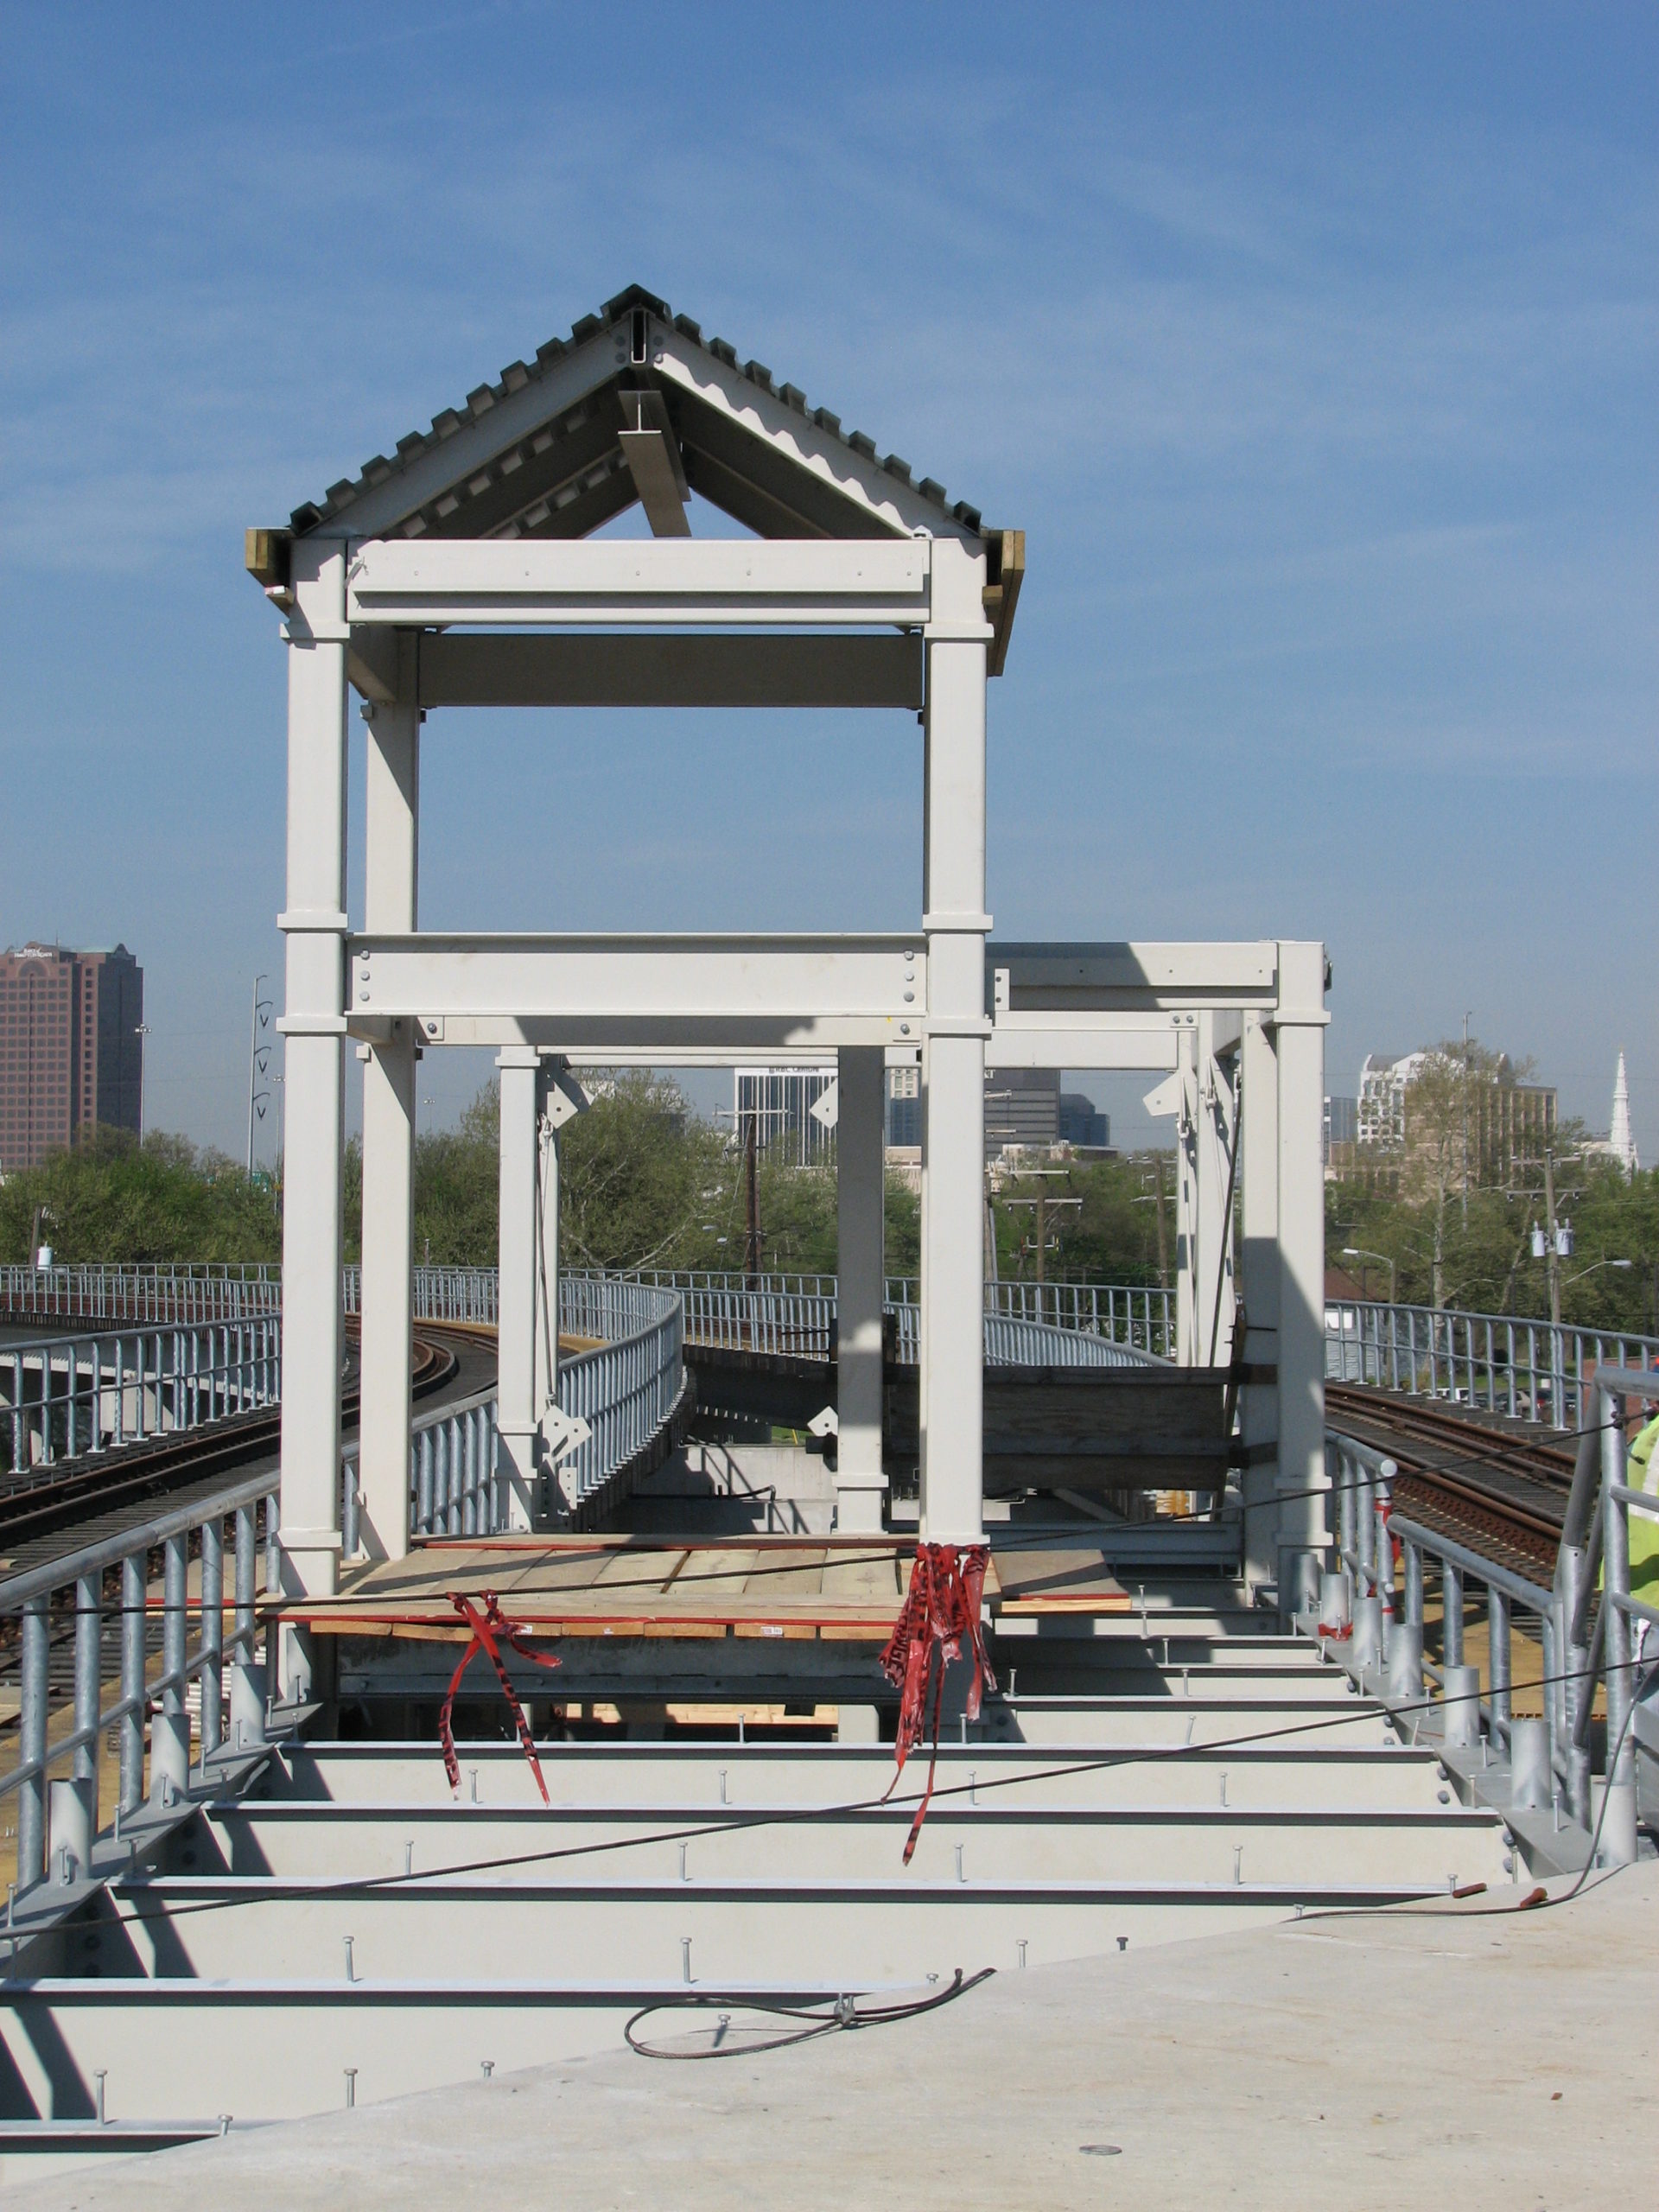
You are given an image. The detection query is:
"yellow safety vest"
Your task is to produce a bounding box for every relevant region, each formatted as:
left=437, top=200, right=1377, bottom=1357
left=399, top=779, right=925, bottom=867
left=1625, top=1411, right=1659, bottom=1597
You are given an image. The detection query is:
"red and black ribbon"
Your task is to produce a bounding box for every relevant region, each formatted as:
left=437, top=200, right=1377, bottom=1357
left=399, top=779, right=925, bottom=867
left=438, top=1591, right=563, bottom=1805
left=877, top=1542, right=996, bottom=1864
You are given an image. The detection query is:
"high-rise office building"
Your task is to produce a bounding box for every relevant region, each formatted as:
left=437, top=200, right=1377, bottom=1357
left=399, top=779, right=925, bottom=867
left=0, top=943, right=143, bottom=1170
left=1058, top=1090, right=1110, bottom=1152
left=984, top=1067, right=1061, bottom=1160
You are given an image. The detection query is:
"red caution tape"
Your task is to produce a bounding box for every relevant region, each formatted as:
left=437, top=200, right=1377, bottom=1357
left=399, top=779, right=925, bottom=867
left=878, top=1542, right=997, bottom=1865
left=439, top=1591, right=563, bottom=1805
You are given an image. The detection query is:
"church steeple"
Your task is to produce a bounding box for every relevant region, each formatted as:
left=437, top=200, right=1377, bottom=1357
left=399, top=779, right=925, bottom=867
left=1610, top=1050, right=1639, bottom=1177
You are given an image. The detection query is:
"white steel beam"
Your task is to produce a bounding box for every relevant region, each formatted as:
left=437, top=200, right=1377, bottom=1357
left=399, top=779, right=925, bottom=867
left=345, top=538, right=930, bottom=628
left=1173, top=1026, right=1199, bottom=1366
left=618, top=387, right=690, bottom=537
left=991, top=943, right=1278, bottom=1013
left=348, top=934, right=925, bottom=1035
left=986, top=1020, right=1179, bottom=1072
left=535, top=1085, right=562, bottom=1512
left=1194, top=1012, right=1237, bottom=1370
left=1273, top=941, right=1331, bottom=1616
left=416, top=632, right=925, bottom=709
left=355, top=637, right=421, bottom=1565
left=497, top=1051, right=539, bottom=1532
left=919, top=539, right=992, bottom=1547
left=275, top=542, right=350, bottom=1638
left=835, top=1046, right=887, bottom=1534
left=1238, top=1009, right=1280, bottom=1599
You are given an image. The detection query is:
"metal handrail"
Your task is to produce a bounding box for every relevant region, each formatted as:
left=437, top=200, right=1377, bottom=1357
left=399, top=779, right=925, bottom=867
left=0, top=1264, right=281, bottom=1325
left=558, top=1280, right=685, bottom=1504
left=1329, top=1371, right=1659, bottom=1866
left=3, top=1319, right=281, bottom=1478
left=1325, top=1295, right=1659, bottom=1432
left=340, top=1276, right=686, bottom=1544
left=0, top=1475, right=280, bottom=1897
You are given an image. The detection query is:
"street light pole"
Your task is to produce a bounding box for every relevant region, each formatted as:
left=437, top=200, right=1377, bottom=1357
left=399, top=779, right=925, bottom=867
left=246, top=974, right=273, bottom=1175
left=1342, top=1245, right=1397, bottom=1304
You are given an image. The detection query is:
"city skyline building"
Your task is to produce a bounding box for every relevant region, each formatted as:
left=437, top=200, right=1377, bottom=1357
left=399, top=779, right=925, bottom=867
left=1355, top=1046, right=1556, bottom=1187
left=0, top=942, right=144, bottom=1171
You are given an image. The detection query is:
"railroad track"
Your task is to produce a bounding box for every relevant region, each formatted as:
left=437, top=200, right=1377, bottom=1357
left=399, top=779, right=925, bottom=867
left=1325, top=1382, right=1575, bottom=1583
left=0, top=1327, right=469, bottom=1557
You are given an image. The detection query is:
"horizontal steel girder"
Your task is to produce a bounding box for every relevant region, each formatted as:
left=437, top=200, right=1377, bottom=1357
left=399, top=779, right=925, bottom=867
left=226, top=1748, right=1450, bottom=1825
left=340, top=938, right=1302, bottom=1051
left=344, top=538, right=932, bottom=628
left=348, top=933, right=925, bottom=1047
left=414, top=632, right=925, bottom=709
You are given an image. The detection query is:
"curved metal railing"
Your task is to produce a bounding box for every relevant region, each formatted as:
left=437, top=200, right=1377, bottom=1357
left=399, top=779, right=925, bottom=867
left=557, top=1279, right=685, bottom=1505
left=1, top=1263, right=281, bottom=1325
left=3, top=1319, right=281, bottom=1477
left=344, top=1275, right=686, bottom=1541
left=1325, top=1296, right=1659, bottom=1431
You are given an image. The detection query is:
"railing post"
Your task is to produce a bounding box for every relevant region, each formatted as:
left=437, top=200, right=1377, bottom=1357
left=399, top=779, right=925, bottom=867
left=1600, top=1385, right=1638, bottom=1864
left=151, top=1531, right=189, bottom=1802
left=1404, top=1538, right=1423, bottom=1630
left=1443, top=1560, right=1464, bottom=1669
left=1489, top=1585, right=1511, bottom=1740
left=72, top=1568, right=101, bottom=1844
left=17, top=1596, right=49, bottom=1890
left=233, top=1503, right=257, bottom=1659
left=1376, top=1465, right=1395, bottom=1625
left=200, top=1516, right=224, bottom=1761
left=120, top=1554, right=146, bottom=1814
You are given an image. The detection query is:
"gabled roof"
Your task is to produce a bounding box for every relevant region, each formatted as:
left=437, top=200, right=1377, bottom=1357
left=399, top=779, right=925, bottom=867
left=286, top=284, right=993, bottom=544
left=252, top=285, right=1024, bottom=670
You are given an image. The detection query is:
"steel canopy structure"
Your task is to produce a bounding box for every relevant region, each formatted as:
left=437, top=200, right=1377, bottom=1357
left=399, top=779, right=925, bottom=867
left=249, top=284, right=1330, bottom=1705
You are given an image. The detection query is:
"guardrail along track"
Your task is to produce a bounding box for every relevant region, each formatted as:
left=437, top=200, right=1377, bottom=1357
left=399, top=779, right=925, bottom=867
left=1325, top=1382, right=1573, bottom=1578
left=0, top=1332, right=460, bottom=1556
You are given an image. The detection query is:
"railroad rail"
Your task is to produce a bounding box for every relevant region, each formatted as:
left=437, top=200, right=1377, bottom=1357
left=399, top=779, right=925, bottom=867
left=0, top=1331, right=460, bottom=1567
left=1325, top=1382, right=1573, bottom=1581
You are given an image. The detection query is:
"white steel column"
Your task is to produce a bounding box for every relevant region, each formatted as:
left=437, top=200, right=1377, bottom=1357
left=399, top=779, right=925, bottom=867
left=356, top=635, right=420, bottom=1561
left=276, top=540, right=349, bottom=1626
left=1173, top=1023, right=1198, bottom=1365
left=1238, top=1010, right=1280, bottom=1599
left=836, top=1045, right=887, bottom=1532
left=535, top=1084, right=561, bottom=1513
left=496, top=1048, right=540, bottom=1531
left=1274, top=941, right=1330, bottom=1615
left=1195, top=1014, right=1237, bottom=1370
left=919, top=539, right=992, bottom=1546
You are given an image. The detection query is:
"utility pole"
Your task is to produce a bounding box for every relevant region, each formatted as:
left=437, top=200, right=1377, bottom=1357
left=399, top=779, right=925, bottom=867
left=1003, top=1177, right=1079, bottom=1285
left=1543, top=1147, right=1562, bottom=1332
left=743, top=1109, right=761, bottom=1287
left=1154, top=1153, right=1169, bottom=1290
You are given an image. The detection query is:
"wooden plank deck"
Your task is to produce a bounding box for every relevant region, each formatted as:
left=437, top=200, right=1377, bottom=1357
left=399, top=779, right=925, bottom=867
left=281, top=1535, right=1130, bottom=1644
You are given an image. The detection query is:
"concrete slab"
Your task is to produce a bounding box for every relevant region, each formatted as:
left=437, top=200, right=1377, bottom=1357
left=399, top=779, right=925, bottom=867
left=13, top=1866, right=1655, bottom=2209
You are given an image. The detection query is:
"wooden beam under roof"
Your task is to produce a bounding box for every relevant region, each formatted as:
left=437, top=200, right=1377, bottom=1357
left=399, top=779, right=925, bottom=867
left=982, top=529, right=1025, bottom=677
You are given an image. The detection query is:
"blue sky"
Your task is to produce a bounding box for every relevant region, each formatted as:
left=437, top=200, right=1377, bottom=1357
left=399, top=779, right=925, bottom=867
left=2, top=3, right=1654, bottom=1160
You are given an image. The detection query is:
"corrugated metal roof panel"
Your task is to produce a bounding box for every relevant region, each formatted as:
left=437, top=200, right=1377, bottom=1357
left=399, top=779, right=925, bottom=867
left=286, top=283, right=993, bottom=550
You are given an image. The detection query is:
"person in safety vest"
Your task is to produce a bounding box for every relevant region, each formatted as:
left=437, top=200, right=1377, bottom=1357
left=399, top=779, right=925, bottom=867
left=1625, top=1397, right=1659, bottom=1663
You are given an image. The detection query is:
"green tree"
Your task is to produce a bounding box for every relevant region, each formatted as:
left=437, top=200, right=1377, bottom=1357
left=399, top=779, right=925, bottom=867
left=991, top=1154, right=1169, bottom=1285
left=0, top=1129, right=282, bottom=1265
